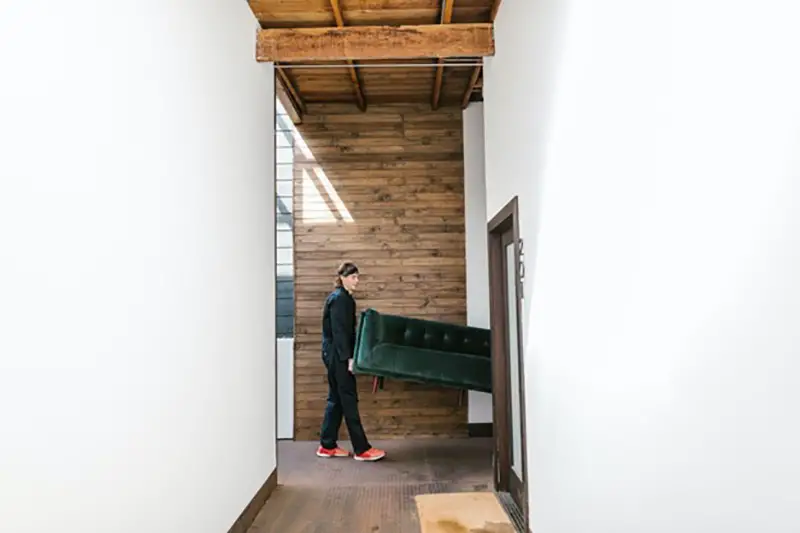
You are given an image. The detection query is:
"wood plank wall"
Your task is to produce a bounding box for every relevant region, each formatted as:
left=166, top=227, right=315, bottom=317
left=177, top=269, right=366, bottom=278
left=292, top=103, right=468, bottom=440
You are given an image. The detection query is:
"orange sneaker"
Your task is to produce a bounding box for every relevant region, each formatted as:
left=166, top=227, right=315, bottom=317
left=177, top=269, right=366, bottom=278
left=316, top=446, right=350, bottom=458
left=354, top=448, right=386, bottom=462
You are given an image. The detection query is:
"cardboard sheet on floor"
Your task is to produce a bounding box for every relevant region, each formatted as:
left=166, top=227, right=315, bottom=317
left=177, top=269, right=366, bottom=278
left=414, top=492, right=514, bottom=533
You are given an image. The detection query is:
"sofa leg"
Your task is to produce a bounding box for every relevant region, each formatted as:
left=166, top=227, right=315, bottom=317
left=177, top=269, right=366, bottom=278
left=372, top=376, right=379, bottom=394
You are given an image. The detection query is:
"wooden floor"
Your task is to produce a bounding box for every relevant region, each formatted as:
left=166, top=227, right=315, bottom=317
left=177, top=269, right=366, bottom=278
left=247, top=438, right=493, bottom=533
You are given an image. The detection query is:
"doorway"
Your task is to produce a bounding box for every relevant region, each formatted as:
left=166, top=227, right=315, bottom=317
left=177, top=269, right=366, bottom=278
left=488, top=196, right=528, bottom=528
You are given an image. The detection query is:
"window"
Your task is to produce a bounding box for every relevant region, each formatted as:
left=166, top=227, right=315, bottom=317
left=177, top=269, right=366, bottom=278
left=275, top=100, right=295, bottom=338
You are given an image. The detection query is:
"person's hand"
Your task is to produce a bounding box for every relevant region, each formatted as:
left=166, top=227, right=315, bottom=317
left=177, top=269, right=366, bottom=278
left=347, top=358, right=354, bottom=373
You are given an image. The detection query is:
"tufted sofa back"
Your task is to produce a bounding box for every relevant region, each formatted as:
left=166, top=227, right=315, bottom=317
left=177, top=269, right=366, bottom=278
left=373, top=310, right=491, bottom=358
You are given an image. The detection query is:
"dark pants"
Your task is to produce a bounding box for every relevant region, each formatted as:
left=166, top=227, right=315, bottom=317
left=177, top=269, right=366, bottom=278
left=319, top=354, right=370, bottom=455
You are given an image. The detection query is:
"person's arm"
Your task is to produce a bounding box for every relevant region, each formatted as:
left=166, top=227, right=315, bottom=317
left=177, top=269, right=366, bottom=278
left=330, top=294, right=354, bottom=362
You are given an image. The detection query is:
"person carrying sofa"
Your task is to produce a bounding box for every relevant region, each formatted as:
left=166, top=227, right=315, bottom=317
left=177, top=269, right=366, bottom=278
left=316, top=261, right=386, bottom=462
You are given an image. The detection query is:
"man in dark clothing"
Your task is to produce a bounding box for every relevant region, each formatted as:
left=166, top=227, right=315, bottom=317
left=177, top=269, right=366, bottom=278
left=317, top=262, right=386, bottom=462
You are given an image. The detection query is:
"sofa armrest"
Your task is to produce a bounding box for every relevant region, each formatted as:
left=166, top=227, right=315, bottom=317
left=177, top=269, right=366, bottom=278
left=353, top=308, right=378, bottom=373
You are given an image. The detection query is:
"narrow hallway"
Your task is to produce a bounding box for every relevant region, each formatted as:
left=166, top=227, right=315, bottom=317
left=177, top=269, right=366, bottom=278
left=247, top=439, right=493, bottom=532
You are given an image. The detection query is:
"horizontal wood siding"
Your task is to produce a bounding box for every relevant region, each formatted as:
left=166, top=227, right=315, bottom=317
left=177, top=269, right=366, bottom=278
left=293, top=103, right=468, bottom=440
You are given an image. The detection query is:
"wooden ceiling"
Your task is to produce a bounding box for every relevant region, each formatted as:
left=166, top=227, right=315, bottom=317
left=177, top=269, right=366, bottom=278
left=248, top=0, right=501, bottom=120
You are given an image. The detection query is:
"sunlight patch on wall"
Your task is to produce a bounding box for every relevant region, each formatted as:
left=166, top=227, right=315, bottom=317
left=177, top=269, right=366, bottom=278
left=291, top=123, right=354, bottom=224
left=300, top=167, right=337, bottom=223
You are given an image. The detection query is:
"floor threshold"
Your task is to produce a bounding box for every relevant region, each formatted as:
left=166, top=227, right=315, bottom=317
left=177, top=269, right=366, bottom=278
left=496, top=491, right=526, bottom=533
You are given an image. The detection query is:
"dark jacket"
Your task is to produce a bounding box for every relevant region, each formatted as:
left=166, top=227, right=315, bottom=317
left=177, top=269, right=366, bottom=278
left=322, top=287, right=356, bottom=362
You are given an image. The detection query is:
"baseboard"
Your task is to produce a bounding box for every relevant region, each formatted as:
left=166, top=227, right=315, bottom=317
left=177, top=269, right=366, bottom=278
left=468, top=422, right=493, bottom=437
left=227, top=467, right=278, bottom=533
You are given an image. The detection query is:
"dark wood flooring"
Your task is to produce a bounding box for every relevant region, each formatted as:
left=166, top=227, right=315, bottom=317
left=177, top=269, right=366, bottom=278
left=247, top=438, right=493, bottom=533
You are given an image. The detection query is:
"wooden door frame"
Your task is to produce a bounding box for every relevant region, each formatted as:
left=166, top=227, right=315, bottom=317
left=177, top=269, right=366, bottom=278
left=487, top=196, right=529, bottom=528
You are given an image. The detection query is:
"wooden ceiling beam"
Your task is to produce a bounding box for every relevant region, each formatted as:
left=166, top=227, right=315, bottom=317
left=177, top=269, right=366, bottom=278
left=256, top=23, right=495, bottom=62
left=461, top=60, right=482, bottom=108
left=491, top=0, right=504, bottom=21
left=431, top=0, right=456, bottom=110
left=462, top=0, right=503, bottom=109
left=276, top=71, right=303, bottom=124
left=329, top=0, right=367, bottom=112
left=276, top=65, right=306, bottom=121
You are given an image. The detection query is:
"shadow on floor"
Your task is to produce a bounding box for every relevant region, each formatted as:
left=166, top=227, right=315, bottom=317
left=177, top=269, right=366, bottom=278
left=248, top=438, right=494, bottom=533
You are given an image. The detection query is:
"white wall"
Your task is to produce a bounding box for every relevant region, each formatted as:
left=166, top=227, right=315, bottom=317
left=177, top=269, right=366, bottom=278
left=463, top=103, right=493, bottom=424
left=484, top=1, right=800, bottom=531
left=0, top=2, right=277, bottom=533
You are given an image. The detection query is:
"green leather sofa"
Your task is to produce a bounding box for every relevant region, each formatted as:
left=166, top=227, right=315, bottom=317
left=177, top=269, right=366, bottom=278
left=353, top=308, right=492, bottom=393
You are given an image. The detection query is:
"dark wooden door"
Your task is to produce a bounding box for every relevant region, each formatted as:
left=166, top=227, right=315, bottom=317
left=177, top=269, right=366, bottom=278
left=488, top=197, right=528, bottom=526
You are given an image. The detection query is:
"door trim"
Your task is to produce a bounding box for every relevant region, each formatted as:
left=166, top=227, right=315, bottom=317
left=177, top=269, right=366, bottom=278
left=487, top=196, right=529, bottom=530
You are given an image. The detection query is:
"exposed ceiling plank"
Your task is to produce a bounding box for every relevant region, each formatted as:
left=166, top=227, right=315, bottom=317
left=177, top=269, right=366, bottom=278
left=257, top=23, right=495, bottom=62
left=276, top=73, right=303, bottom=124
left=431, top=0, right=456, bottom=110
left=462, top=0, right=502, bottom=108
left=276, top=65, right=307, bottom=117
left=329, top=0, right=367, bottom=112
